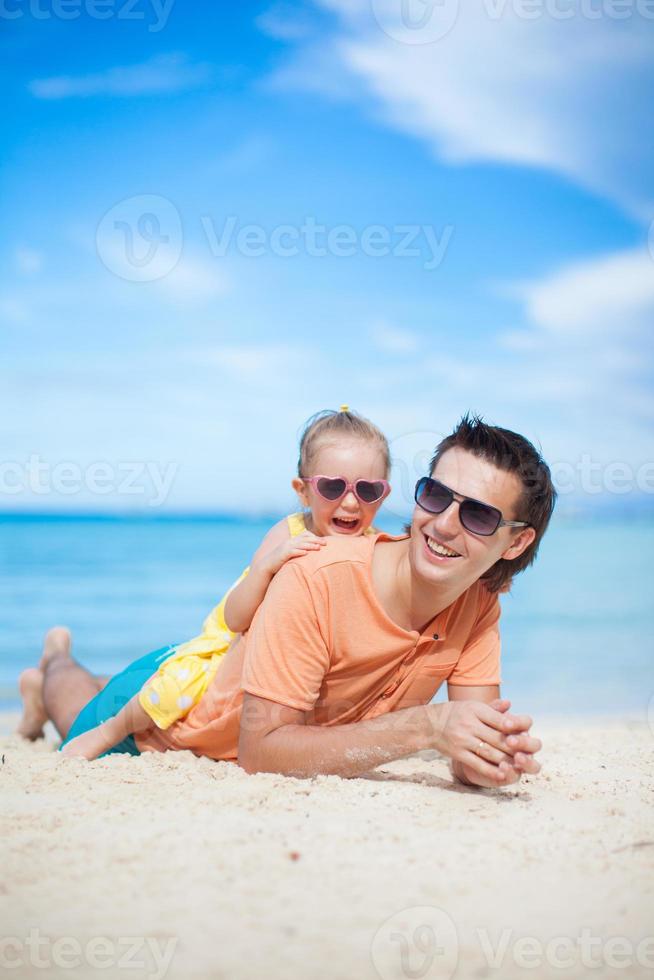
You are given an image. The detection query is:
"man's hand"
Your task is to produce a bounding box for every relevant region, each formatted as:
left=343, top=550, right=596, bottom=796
left=428, top=697, right=541, bottom=788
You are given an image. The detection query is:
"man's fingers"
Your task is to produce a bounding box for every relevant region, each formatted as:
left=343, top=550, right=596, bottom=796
left=479, top=730, right=541, bottom=762
left=506, top=733, right=542, bottom=755
left=476, top=721, right=515, bottom=756
left=458, top=766, right=508, bottom=790
left=469, top=730, right=516, bottom=766
left=501, top=712, right=533, bottom=733
left=496, top=762, right=522, bottom=785
left=456, top=755, right=524, bottom=788
left=460, top=750, right=508, bottom=785
left=471, top=739, right=511, bottom=766
left=480, top=727, right=541, bottom=756
left=512, top=752, right=541, bottom=774
left=471, top=739, right=540, bottom=775
left=479, top=704, right=533, bottom=735
left=466, top=725, right=542, bottom=776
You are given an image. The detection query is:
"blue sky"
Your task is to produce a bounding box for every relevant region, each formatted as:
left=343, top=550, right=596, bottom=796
left=1, top=0, right=653, bottom=514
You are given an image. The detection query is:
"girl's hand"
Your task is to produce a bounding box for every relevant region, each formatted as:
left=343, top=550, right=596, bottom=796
left=263, top=531, right=327, bottom=575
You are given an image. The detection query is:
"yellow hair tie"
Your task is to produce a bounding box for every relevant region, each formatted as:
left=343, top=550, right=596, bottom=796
left=339, top=404, right=350, bottom=413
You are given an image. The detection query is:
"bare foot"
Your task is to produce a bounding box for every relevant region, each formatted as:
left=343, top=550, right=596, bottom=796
left=17, top=667, right=48, bottom=740
left=38, top=626, right=72, bottom=672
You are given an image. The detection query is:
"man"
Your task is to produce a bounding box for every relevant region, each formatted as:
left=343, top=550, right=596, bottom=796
left=20, top=416, right=555, bottom=788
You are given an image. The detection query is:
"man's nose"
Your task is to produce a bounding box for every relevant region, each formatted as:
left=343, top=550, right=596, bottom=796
left=431, top=500, right=460, bottom=536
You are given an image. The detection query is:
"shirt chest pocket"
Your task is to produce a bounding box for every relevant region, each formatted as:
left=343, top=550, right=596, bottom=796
left=396, top=662, right=458, bottom=708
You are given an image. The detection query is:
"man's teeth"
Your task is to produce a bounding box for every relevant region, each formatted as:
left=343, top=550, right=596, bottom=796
left=427, top=536, right=460, bottom=558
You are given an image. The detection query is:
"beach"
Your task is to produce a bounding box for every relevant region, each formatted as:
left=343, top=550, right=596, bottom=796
left=2, top=715, right=653, bottom=980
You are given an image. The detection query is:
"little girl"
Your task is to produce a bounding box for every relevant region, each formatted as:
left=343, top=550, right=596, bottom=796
left=61, top=406, right=391, bottom=759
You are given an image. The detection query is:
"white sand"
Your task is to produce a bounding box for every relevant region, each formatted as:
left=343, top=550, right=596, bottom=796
left=1, top=715, right=653, bottom=980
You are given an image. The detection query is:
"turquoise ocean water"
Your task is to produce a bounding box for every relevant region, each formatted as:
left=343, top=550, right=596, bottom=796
left=1, top=512, right=652, bottom=718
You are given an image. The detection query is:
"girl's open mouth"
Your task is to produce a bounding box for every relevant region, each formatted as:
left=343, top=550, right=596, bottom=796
left=332, top=517, right=361, bottom=533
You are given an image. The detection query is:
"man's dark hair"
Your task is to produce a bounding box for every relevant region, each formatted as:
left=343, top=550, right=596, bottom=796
left=430, top=414, right=557, bottom=593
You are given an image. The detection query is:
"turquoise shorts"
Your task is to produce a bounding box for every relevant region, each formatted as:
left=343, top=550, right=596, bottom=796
left=59, top=645, right=178, bottom=757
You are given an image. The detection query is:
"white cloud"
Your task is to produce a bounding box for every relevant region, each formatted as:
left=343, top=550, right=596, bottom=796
left=1, top=248, right=43, bottom=324
left=496, top=329, right=544, bottom=352
left=215, top=135, right=276, bottom=175
left=492, top=246, right=654, bottom=455
left=275, top=0, right=654, bottom=218
left=159, top=256, right=230, bottom=303
left=0, top=296, right=31, bottom=325
left=256, top=3, right=315, bottom=40
left=263, top=41, right=357, bottom=100
left=369, top=321, right=419, bottom=353
left=510, top=247, right=654, bottom=335
left=360, top=245, right=654, bottom=482
left=194, top=343, right=310, bottom=382
left=29, top=53, right=213, bottom=100
left=14, top=247, right=43, bottom=275
left=496, top=245, right=654, bottom=404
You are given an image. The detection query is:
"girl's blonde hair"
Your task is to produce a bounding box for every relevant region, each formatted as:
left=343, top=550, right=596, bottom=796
left=297, top=407, right=391, bottom=477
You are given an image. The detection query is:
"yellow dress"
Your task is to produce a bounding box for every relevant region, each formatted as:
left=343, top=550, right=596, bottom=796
left=139, top=512, right=309, bottom=729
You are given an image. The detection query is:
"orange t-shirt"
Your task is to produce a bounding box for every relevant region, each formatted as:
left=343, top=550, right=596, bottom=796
left=136, top=532, right=501, bottom=760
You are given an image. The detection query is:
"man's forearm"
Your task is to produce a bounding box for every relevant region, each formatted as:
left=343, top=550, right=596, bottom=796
left=239, top=703, right=439, bottom=779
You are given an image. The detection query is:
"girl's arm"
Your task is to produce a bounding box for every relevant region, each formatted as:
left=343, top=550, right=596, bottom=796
left=223, top=518, right=325, bottom=633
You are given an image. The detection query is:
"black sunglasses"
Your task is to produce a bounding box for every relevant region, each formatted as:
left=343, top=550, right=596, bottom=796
left=414, top=477, right=530, bottom=537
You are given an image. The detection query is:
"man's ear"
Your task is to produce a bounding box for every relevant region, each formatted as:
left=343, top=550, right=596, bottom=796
left=291, top=477, right=309, bottom=507
left=501, top=526, right=536, bottom=561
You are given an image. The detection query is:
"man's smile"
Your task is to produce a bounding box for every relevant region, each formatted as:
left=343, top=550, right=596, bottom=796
left=423, top=531, right=462, bottom=561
